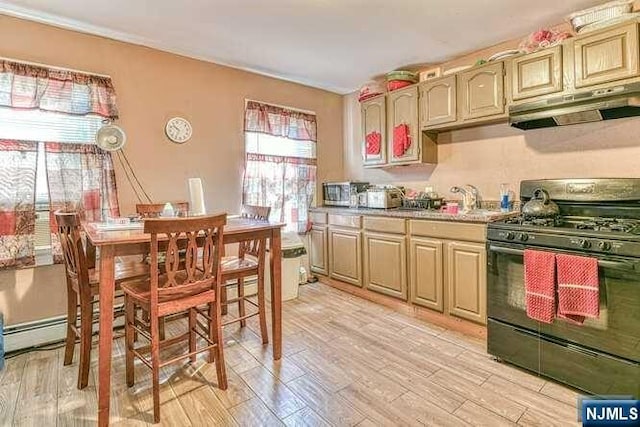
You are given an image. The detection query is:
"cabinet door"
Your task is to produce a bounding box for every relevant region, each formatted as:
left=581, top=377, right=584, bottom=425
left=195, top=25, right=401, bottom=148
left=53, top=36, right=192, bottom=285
left=574, top=23, right=639, bottom=88
left=511, top=45, right=563, bottom=100
left=419, top=75, right=457, bottom=127
left=387, top=85, right=420, bottom=164
left=361, top=95, right=387, bottom=167
left=409, top=237, right=444, bottom=312
left=329, top=228, right=362, bottom=286
left=458, top=62, right=505, bottom=120
left=309, top=225, right=328, bottom=275
left=363, top=232, right=407, bottom=300
left=446, top=241, right=487, bottom=324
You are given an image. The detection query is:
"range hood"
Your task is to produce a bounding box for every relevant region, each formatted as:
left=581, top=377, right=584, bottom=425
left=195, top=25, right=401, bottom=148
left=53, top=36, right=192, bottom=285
left=509, top=82, right=640, bottom=130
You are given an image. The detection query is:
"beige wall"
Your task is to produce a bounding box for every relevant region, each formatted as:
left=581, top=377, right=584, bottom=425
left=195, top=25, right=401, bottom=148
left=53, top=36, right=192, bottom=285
left=0, top=15, right=344, bottom=325
left=345, top=90, right=640, bottom=200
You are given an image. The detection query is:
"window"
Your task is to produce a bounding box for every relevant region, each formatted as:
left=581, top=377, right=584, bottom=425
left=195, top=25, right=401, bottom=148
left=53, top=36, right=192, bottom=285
left=0, top=107, right=104, bottom=266
left=242, top=101, right=317, bottom=233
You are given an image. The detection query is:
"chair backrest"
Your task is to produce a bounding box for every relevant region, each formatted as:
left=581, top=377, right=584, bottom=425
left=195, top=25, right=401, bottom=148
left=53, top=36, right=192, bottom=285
left=136, top=202, right=189, bottom=218
left=144, top=214, right=226, bottom=303
left=54, top=211, right=90, bottom=291
left=239, top=205, right=270, bottom=258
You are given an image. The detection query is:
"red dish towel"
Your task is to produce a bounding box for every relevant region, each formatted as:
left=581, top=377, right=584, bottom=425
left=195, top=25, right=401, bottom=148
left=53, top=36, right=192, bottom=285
left=393, top=124, right=411, bottom=157
left=524, top=249, right=556, bottom=324
left=365, top=131, right=381, bottom=155
left=556, top=254, right=599, bottom=324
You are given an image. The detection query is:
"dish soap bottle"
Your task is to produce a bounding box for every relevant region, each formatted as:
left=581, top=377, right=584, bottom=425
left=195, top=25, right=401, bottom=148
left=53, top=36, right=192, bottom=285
left=500, top=184, right=510, bottom=212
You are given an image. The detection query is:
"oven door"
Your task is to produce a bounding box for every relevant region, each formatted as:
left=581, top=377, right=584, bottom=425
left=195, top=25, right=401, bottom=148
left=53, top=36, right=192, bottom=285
left=487, top=242, right=640, bottom=363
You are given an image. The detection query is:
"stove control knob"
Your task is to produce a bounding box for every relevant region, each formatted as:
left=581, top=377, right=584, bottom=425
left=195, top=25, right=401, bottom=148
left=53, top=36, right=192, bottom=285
left=579, top=239, right=591, bottom=249
left=598, top=241, right=612, bottom=251
left=505, top=232, right=515, bottom=240
left=518, top=233, right=529, bottom=242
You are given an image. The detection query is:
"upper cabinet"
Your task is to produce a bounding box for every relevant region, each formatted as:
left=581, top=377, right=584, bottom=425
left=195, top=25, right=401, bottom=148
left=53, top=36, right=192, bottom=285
left=360, top=85, right=437, bottom=168
left=387, top=85, right=420, bottom=164
left=458, top=62, right=506, bottom=120
left=573, top=22, right=639, bottom=89
left=361, top=95, right=387, bottom=167
left=419, top=75, right=457, bottom=127
left=511, top=45, right=563, bottom=100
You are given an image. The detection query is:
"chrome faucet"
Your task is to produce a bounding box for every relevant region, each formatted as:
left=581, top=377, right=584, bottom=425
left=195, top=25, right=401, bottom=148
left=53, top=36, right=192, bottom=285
left=450, top=184, right=480, bottom=212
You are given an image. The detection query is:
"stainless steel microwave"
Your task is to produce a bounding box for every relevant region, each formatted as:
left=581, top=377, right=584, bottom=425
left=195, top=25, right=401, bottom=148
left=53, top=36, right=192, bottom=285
left=322, top=182, right=369, bottom=207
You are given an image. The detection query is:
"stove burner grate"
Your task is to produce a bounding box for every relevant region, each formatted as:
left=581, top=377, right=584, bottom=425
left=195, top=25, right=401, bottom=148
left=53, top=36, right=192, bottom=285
left=503, top=216, right=562, bottom=227
left=575, top=218, right=638, bottom=233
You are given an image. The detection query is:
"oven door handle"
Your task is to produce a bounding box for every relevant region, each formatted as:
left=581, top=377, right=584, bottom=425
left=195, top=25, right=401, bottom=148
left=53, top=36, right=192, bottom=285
left=488, top=245, right=640, bottom=272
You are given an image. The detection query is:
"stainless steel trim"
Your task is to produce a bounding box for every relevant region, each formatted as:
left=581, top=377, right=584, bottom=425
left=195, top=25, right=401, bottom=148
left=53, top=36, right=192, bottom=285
left=487, top=245, right=639, bottom=271
left=509, top=82, right=640, bottom=128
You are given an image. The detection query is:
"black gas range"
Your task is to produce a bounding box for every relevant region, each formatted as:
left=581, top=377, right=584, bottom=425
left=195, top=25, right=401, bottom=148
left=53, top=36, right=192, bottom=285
left=486, top=178, right=640, bottom=398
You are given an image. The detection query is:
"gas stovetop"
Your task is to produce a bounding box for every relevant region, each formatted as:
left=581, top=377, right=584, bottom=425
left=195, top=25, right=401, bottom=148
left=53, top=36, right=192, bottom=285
left=499, top=215, right=640, bottom=236
left=487, top=178, right=640, bottom=257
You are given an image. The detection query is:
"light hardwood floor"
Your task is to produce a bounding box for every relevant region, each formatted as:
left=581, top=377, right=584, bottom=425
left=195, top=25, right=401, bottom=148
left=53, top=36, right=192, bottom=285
left=0, top=281, right=580, bottom=426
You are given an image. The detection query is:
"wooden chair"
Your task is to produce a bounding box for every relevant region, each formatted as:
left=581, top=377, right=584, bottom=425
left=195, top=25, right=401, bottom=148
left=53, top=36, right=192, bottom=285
left=55, top=211, right=149, bottom=390
left=220, top=205, right=270, bottom=344
left=122, top=214, right=228, bottom=424
left=136, top=202, right=190, bottom=218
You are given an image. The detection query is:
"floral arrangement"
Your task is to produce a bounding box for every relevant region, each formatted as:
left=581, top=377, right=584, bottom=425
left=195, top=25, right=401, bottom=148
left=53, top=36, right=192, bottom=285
left=519, top=28, right=572, bottom=53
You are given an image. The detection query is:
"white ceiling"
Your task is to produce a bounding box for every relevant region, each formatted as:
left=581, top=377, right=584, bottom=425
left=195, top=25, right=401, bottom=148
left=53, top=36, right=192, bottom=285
left=0, top=0, right=604, bottom=94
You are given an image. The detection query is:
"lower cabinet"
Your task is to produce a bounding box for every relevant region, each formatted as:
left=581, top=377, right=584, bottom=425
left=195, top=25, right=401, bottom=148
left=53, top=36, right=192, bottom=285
left=328, top=227, right=362, bottom=286
left=409, top=237, right=444, bottom=312
left=309, top=225, right=328, bottom=275
left=363, top=232, right=407, bottom=300
left=446, top=241, right=487, bottom=324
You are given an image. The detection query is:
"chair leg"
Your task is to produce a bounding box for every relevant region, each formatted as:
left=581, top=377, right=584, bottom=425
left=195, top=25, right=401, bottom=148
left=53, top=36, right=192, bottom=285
left=125, top=296, right=135, bottom=388
left=209, top=301, right=227, bottom=389
left=221, top=286, right=228, bottom=315
left=63, top=287, right=78, bottom=366
left=188, top=308, right=196, bottom=363
left=237, top=278, right=246, bottom=328
left=257, top=269, right=269, bottom=345
left=150, top=314, right=161, bottom=424
left=159, top=316, right=166, bottom=341
left=77, top=296, right=93, bottom=389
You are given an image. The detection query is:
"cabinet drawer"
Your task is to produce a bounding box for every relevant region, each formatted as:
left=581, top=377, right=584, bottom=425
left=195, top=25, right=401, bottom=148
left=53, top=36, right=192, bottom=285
left=309, top=211, right=328, bottom=225
left=409, top=220, right=486, bottom=242
left=363, top=216, right=406, bottom=234
left=328, top=214, right=362, bottom=229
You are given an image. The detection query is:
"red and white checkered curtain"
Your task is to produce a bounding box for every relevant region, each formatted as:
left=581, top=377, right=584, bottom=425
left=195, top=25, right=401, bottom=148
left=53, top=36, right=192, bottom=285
left=0, top=140, right=38, bottom=269
left=0, top=60, right=119, bottom=119
left=45, top=142, right=120, bottom=263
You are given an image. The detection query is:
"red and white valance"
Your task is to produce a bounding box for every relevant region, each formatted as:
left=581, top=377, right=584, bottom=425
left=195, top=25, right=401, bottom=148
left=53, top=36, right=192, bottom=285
left=0, top=60, right=119, bottom=119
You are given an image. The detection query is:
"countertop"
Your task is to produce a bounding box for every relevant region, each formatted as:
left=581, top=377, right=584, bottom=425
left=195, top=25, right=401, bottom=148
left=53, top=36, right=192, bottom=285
left=309, top=206, right=518, bottom=223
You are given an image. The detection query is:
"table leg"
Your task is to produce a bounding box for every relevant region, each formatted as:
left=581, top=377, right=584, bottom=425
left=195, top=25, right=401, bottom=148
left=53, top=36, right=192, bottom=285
left=98, top=245, right=115, bottom=427
left=269, top=228, right=282, bottom=360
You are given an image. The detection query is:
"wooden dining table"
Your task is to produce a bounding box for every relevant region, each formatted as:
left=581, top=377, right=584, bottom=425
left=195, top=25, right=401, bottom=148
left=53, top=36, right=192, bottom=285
left=83, top=216, right=285, bottom=427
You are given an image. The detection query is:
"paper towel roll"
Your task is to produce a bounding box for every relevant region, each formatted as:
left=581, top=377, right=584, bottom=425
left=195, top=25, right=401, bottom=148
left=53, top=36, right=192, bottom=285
left=188, top=178, right=206, bottom=216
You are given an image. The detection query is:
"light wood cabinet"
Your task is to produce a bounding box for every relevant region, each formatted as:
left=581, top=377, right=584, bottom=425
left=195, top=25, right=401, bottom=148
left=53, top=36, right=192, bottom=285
left=387, top=85, right=420, bottom=164
left=574, top=22, right=639, bottom=88
left=419, top=75, right=457, bottom=128
left=361, top=95, right=387, bottom=167
left=458, top=62, right=506, bottom=120
left=446, top=241, right=487, bottom=324
left=409, top=237, right=444, bottom=312
left=309, top=225, right=328, bottom=275
left=329, top=227, right=362, bottom=286
left=363, top=232, right=407, bottom=300
left=511, top=45, right=563, bottom=100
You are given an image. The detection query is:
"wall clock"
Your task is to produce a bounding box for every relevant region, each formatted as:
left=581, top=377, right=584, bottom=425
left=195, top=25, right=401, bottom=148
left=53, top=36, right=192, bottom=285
left=165, top=117, right=193, bottom=143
